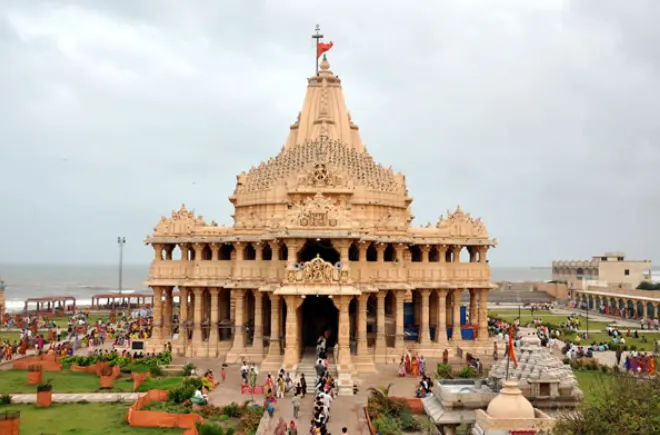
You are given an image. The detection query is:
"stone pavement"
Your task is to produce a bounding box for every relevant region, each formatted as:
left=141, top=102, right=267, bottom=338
left=200, top=359, right=424, bottom=435
left=10, top=392, right=141, bottom=404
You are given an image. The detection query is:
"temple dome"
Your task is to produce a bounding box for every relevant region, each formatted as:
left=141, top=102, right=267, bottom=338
left=486, top=379, right=535, bottom=419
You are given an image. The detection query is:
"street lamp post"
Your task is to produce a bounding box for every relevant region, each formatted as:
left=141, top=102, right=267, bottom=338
left=117, top=237, right=126, bottom=294
left=585, top=302, right=589, bottom=339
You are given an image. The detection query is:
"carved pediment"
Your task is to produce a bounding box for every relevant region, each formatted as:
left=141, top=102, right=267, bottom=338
left=235, top=206, right=261, bottom=229
left=285, top=192, right=353, bottom=228
left=285, top=256, right=349, bottom=283
left=295, top=163, right=354, bottom=190
left=376, top=207, right=408, bottom=230
left=436, top=205, right=489, bottom=238
left=154, top=204, right=206, bottom=235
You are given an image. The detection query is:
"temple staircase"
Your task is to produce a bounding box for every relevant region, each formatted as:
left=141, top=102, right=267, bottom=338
left=295, top=348, right=338, bottom=394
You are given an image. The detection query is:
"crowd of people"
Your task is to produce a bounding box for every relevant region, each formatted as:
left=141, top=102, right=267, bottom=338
left=398, top=351, right=427, bottom=377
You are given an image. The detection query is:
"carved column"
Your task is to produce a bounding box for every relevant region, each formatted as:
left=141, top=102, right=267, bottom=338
left=468, top=247, right=478, bottom=263
left=395, top=290, right=405, bottom=348
left=285, top=240, right=303, bottom=267
left=179, top=288, right=189, bottom=342
left=193, top=243, right=204, bottom=260
left=436, top=289, right=449, bottom=345
left=395, top=244, right=406, bottom=267
left=358, top=243, right=368, bottom=262
left=419, top=289, right=431, bottom=345
left=153, top=244, right=163, bottom=261
left=209, top=288, right=219, bottom=346
left=335, top=240, right=350, bottom=268
left=376, top=244, right=386, bottom=262
left=163, top=287, right=173, bottom=339
left=151, top=287, right=163, bottom=340
left=452, top=289, right=463, bottom=342
left=336, top=295, right=351, bottom=365
left=164, top=245, right=174, bottom=260
left=357, top=294, right=369, bottom=355
left=469, top=289, right=477, bottom=325
left=192, top=288, right=204, bottom=347
left=283, top=295, right=299, bottom=366
left=478, top=247, right=488, bottom=264
left=478, top=288, right=489, bottom=340
left=210, top=243, right=219, bottom=261
left=179, top=243, right=190, bottom=262
left=438, top=245, right=448, bottom=263
left=231, top=289, right=246, bottom=350
left=376, top=291, right=387, bottom=350
left=420, top=245, right=431, bottom=263
left=252, top=290, right=264, bottom=353
left=267, top=294, right=281, bottom=357
left=451, top=246, right=462, bottom=263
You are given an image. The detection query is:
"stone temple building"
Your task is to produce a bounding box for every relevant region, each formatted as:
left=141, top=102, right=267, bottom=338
left=143, top=56, right=497, bottom=386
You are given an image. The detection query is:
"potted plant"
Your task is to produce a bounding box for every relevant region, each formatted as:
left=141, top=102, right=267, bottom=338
left=109, top=360, right=121, bottom=379
left=36, top=379, right=53, bottom=407
left=99, top=367, right=114, bottom=389
left=130, top=364, right=150, bottom=381
left=27, top=364, right=43, bottom=385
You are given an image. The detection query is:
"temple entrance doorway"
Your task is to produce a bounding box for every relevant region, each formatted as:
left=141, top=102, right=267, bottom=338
left=301, top=295, right=338, bottom=349
left=297, top=239, right=340, bottom=265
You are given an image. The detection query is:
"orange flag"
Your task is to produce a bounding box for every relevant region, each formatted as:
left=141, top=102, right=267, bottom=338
left=317, top=41, right=334, bottom=58
left=508, top=328, right=518, bottom=368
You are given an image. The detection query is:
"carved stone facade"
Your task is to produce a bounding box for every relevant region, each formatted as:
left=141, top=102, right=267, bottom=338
left=144, top=57, right=497, bottom=387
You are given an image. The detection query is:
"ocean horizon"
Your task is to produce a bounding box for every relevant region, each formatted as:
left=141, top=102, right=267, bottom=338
left=1, top=263, right=659, bottom=312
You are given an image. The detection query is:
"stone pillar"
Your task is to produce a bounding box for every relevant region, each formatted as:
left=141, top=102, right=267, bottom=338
left=252, top=290, right=264, bottom=354
left=395, top=290, right=405, bottom=348
left=192, top=288, right=204, bottom=347
left=376, top=244, right=386, bottom=262
left=358, top=243, right=368, bottom=262
left=337, top=296, right=351, bottom=365
left=163, top=287, right=173, bottom=339
left=210, top=243, right=219, bottom=261
left=209, top=288, right=219, bottom=346
left=478, top=246, right=488, bottom=263
left=357, top=294, right=369, bottom=355
left=452, top=289, right=463, bottom=343
left=436, top=289, right=449, bottom=345
left=153, top=244, right=163, bottom=261
left=419, top=289, right=431, bottom=344
left=375, top=291, right=387, bottom=350
left=164, top=245, right=174, bottom=260
left=283, top=295, right=299, bottom=367
left=420, top=245, right=431, bottom=262
left=438, top=245, right=448, bottom=263
left=151, top=287, right=163, bottom=340
left=179, top=288, right=189, bottom=341
left=451, top=246, right=462, bottom=263
left=193, top=243, right=204, bottom=260
left=267, top=294, right=281, bottom=357
left=478, top=288, right=489, bottom=340
left=179, top=244, right=190, bottom=262
left=231, top=289, right=246, bottom=350
left=469, top=289, right=477, bottom=325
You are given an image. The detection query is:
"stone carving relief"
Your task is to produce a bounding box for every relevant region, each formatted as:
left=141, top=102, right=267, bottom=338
left=286, top=192, right=352, bottom=228
left=435, top=205, right=489, bottom=238
left=154, top=204, right=206, bottom=235
left=295, top=163, right=352, bottom=190
left=235, top=206, right=260, bottom=229
left=286, top=256, right=349, bottom=283
left=376, top=207, right=408, bottom=230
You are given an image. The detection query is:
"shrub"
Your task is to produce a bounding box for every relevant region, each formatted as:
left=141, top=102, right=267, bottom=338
left=458, top=366, right=476, bottom=379
left=182, top=363, right=195, bottom=376
left=150, top=366, right=164, bottom=377
left=195, top=422, right=236, bottom=435
left=372, top=414, right=399, bottom=435
left=239, top=405, right=263, bottom=435
left=600, top=365, right=609, bottom=374
left=436, top=363, right=453, bottom=379
left=222, top=402, right=240, bottom=418
left=0, top=394, right=11, bottom=406
left=168, top=377, right=203, bottom=405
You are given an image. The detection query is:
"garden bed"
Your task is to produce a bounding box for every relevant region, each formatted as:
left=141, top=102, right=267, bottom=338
left=365, top=385, right=425, bottom=435
left=12, top=354, right=62, bottom=371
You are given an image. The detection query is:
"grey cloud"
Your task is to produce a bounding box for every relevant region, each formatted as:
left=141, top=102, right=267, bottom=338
left=0, top=0, right=658, bottom=267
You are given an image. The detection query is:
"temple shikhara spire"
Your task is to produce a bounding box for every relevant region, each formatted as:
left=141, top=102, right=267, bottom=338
left=143, top=30, right=498, bottom=395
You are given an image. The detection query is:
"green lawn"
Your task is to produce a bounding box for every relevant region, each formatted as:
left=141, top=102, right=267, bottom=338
left=566, top=331, right=657, bottom=351
left=0, top=330, right=21, bottom=343
left=488, top=310, right=611, bottom=331
left=0, top=370, right=135, bottom=394
left=2, top=403, right=182, bottom=434
left=574, top=370, right=608, bottom=405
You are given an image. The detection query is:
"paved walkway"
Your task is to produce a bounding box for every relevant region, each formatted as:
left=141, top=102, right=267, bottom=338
left=10, top=392, right=141, bottom=404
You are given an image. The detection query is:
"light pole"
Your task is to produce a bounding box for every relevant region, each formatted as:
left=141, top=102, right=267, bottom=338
left=117, top=237, right=126, bottom=294
left=585, top=302, right=589, bottom=339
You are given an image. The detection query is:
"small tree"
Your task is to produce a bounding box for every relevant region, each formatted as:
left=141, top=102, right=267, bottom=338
left=554, top=374, right=660, bottom=435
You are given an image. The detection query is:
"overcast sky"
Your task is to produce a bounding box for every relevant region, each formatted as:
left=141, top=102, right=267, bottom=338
left=1, top=0, right=658, bottom=268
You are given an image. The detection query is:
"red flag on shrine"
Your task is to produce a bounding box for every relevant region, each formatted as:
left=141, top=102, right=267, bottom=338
left=317, top=41, right=334, bottom=58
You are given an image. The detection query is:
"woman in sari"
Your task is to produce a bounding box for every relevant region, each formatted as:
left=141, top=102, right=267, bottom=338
left=411, top=356, right=419, bottom=376
left=404, top=353, right=412, bottom=374
left=398, top=357, right=406, bottom=377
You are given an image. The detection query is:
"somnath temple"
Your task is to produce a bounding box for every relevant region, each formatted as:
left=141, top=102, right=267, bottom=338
left=144, top=49, right=498, bottom=388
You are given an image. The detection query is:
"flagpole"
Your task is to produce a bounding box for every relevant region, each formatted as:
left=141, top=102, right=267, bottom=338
left=312, top=24, right=323, bottom=76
